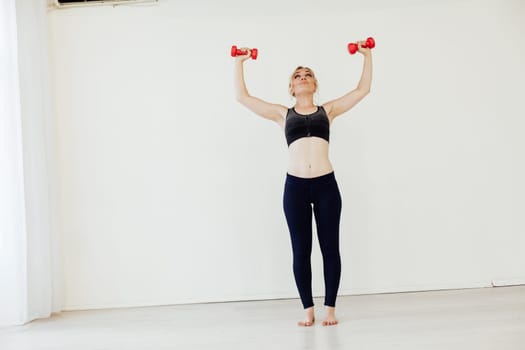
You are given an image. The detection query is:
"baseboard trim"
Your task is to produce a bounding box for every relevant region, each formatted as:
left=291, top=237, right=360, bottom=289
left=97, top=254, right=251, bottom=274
left=491, top=278, right=525, bottom=287
left=62, top=279, right=525, bottom=312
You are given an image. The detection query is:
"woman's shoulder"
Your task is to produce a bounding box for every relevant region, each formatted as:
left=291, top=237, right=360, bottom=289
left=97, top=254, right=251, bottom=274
left=319, top=104, right=332, bottom=117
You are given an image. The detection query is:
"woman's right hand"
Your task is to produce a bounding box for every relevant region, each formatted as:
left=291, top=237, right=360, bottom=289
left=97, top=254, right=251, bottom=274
left=235, top=47, right=252, bottom=63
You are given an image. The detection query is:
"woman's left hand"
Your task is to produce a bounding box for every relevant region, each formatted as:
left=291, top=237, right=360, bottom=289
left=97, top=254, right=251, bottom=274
left=357, top=41, right=371, bottom=56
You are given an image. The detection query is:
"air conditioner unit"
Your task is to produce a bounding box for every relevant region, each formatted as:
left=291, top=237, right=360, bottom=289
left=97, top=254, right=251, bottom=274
left=54, top=0, right=158, bottom=8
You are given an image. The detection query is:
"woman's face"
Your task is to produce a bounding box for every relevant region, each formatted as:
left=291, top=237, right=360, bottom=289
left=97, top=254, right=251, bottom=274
left=290, top=68, right=317, bottom=97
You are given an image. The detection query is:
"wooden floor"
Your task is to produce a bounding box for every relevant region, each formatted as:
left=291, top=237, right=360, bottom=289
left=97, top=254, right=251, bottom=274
left=1, top=285, right=524, bottom=350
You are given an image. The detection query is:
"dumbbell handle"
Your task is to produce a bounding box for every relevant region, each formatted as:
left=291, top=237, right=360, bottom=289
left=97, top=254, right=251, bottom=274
left=231, top=45, right=258, bottom=60
left=348, top=37, right=376, bottom=55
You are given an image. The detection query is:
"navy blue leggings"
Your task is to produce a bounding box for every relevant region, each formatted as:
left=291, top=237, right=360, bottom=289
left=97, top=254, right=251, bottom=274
left=283, top=171, right=342, bottom=309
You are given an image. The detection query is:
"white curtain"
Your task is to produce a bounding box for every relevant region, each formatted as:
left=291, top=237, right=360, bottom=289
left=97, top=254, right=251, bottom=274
left=0, top=0, right=61, bottom=327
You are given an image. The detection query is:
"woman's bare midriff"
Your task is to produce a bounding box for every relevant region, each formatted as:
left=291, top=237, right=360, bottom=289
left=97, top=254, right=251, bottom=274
left=287, top=136, right=334, bottom=178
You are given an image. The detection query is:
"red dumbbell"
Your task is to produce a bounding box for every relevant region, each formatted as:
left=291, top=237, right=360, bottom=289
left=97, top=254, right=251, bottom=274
left=231, top=45, right=258, bottom=60
left=347, top=37, right=376, bottom=55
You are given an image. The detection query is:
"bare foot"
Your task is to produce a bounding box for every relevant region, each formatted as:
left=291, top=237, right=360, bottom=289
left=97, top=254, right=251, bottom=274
left=297, top=306, right=315, bottom=327
left=322, top=306, right=338, bottom=326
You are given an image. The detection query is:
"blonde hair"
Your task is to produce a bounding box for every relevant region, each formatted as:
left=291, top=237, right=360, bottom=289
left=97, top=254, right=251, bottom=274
left=289, top=66, right=318, bottom=97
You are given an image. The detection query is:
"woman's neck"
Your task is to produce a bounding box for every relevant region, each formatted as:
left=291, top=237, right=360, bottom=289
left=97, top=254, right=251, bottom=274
left=294, top=95, right=315, bottom=109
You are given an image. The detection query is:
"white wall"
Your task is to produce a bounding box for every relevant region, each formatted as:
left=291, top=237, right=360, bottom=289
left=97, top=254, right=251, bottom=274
left=46, top=0, right=525, bottom=310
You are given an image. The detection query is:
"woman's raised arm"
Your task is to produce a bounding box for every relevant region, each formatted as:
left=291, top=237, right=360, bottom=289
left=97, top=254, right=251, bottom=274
left=234, top=49, right=286, bottom=125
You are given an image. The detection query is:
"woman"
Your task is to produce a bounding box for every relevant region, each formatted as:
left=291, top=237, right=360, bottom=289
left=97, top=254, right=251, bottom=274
left=233, top=41, right=372, bottom=327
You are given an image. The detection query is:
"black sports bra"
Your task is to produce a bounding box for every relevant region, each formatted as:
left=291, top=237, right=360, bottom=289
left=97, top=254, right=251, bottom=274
left=284, top=106, right=330, bottom=147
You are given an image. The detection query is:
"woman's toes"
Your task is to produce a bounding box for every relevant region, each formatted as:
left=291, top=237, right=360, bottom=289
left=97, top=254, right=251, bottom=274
left=322, top=318, right=338, bottom=326
left=298, top=319, right=314, bottom=327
